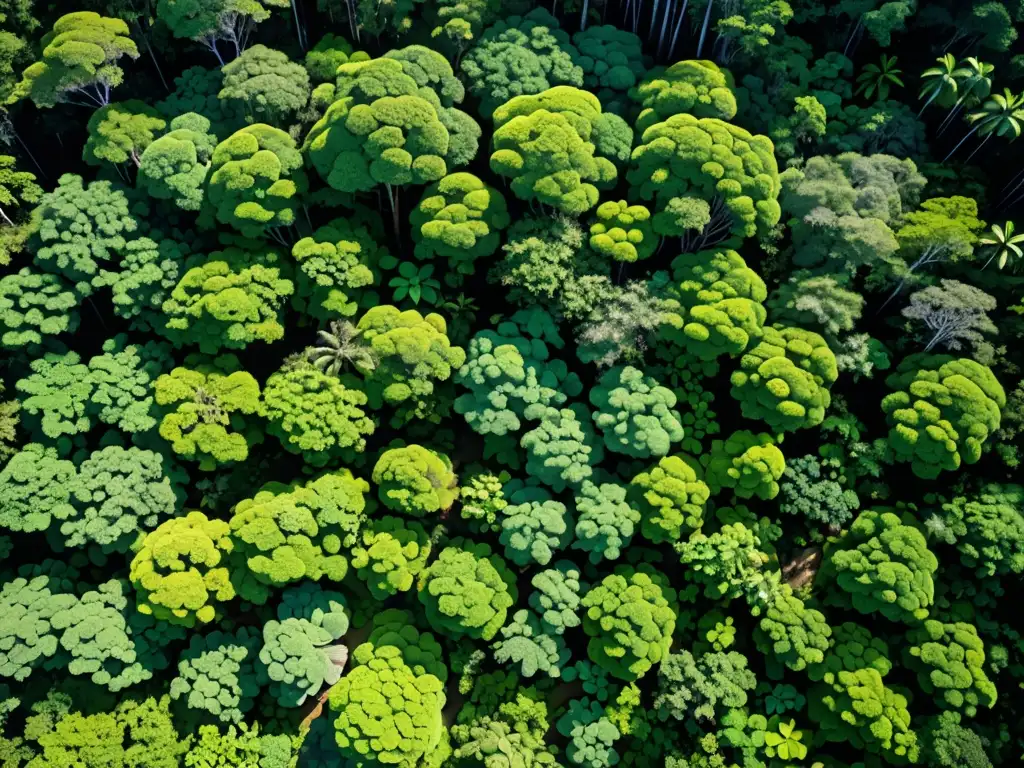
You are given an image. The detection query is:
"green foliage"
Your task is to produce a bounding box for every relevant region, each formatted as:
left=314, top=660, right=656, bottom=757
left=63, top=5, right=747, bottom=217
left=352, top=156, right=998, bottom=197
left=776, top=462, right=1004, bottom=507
left=161, top=248, right=294, bottom=353
left=157, top=65, right=246, bottom=139
left=926, top=484, right=1024, bottom=577
left=30, top=174, right=139, bottom=298
left=0, top=575, right=77, bottom=681
left=63, top=446, right=178, bottom=553
left=557, top=698, right=621, bottom=767
left=329, top=627, right=446, bottom=766
left=499, top=482, right=573, bottom=567
left=455, top=310, right=582, bottom=437
left=351, top=515, right=431, bottom=599
left=675, top=519, right=771, bottom=601
left=628, top=455, right=710, bottom=544
left=305, top=33, right=369, bottom=83
left=573, top=479, right=639, bottom=564
left=290, top=219, right=378, bottom=321
left=102, top=235, right=191, bottom=330
left=418, top=538, right=517, bottom=640
left=0, top=268, right=78, bottom=353
left=654, top=650, right=756, bottom=726
left=260, top=363, right=374, bottom=467
left=203, top=125, right=306, bottom=239
left=129, top=510, right=237, bottom=627
left=754, top=585, right=831, bottom=672
left=219, top=45, right=310, bottom=125
left=821, top=510, right=938, bottom=624
left=493, top=609, right=569, bottom=679
left=13, top=12, right=139, bottom=109
left=807, top=622, right=919, bottom=762
left=460, top=9, right=583, bottom=118
left=589, top=366, right=684, bottom=458
left=170, top=627, right=263, bottom=724
left=729, top=325, right=838, bottom=432
left=0, top=443, right=75, bottom=535
left=229, top=470, right=367, bottom=593
left=588, top=200, right=657, bottom=263
left=778, top=453, right=860, bottom=529
left=372, top=444, right=457, bottom=516
left=137, top=113, right=217, bottom=212
left=83, top=101, right=166, bottom=168
left=920, top=711, right=993, bottom=768
left=458, top=469, right=508, bottom=533
left=356, top=305, right=466, bottom=424
left=703, top=430, right=785, bottom=501
left=154, top=356, right=262, bottom=470
left=632, top=60, right=738, bottom=131
left=572, top=26, right=646, bottom=114
left=521, top=404, right=604, bottom=492
left=260, top=586, right=349, bottom=708
left=581, top=566, right=676, bottom=681
left=904, top=620, right=997, bottom=718
left=410, top=172, right=510, bottom=272
left=490, top=86, right=625, bottom=215
left=628, top=114, right=781, bottom=243
left=529, top=561, right=582, bottom=636
left=881, top=353, right=1005, bottom=478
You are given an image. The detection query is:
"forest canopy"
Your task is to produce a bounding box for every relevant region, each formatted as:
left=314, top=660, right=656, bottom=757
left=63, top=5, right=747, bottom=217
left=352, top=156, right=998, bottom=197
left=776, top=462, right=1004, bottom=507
left=1, top=1, right=1024, bottom=767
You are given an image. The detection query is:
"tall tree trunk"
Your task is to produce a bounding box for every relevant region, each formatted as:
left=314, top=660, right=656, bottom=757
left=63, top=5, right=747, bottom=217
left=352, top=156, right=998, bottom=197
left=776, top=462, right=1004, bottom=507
left=696, top=0, right=714, bottom=57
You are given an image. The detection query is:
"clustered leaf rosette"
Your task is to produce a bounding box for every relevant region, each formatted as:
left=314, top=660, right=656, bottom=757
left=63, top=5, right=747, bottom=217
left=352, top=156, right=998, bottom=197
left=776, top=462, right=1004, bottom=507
left=0, top=443, right=76, bottom=535
left=355, top=305, right=466, bottom=424
left=572, top=479, right=639, bottom=564
left=572, top=25, right=647, bottom=114
left=351, top=515, right=431, bottom=599
left=460, top=9, right=584, bottom=119
left=498, top=482, right=574, bottom=567
left=754, top=585, right=832, bottom=672
left=455, top=310, right=583, bottom=437
left=729, top=325, right=838, bottom=432
left=129, top=510, right=237, bottom=627
left=160, top=248, right=294, bottom=353
left=260, top=363, right=374, bottom=468
left=169, top=627, right=263, bottom=724
left=489, top=86, right=630, bottom=216
left=589, top=365, right=685, bottom=458
left=417, top=538, right=517, bottom=641
left=493, top=608, right=570, bottom=679
left=529, top=561, right=583, bottom=636
left=0, top=268, right=79, bottom=353
left=703, top=430, right=785, bottom=501
left=458, top=469, right=509, bottom=533
left=556, top=697, right=621, bottom=767
left=581, top=566, right=676, bottom=681
left=675, top=518, right=771, bottom=601
left=903, top=620, right=997, bottom=718
left=229, top=470, right=367, bottom=594
left=410, top=172, right=510, bottom=272
left=627, top=114, right=781, bottom=242
left=820, top=510, right=938, bottom=625
left=631, top=60, right=738, bottom=132
left=372, top=444, right=458, bottom=516
left=137, top=112, right=217, bottom=212
left=329, top=611, right=447, bottom=766
left=807, top=622, right=919, bottom=763
left=154, top=355, right=262, bottom=470
left=927, top=484, right=1024, bottom=577
left=628, top=454, right=710, bottom=544
left=290, top=219, right=377, bottom=321
left=260, top=584, right=350, bottom=708
left=881, top=353, right=1005, bottom=479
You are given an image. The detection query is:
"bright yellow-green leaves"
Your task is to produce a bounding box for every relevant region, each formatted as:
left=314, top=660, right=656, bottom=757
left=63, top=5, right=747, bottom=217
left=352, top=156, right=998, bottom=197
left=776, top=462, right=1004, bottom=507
left=130, top=510, right=237, bottom=628
left=629, top=454, right=710, bottom=544
left=704, top=430, right=785, bottom=501
left=373, top=444, right=458, bottom=516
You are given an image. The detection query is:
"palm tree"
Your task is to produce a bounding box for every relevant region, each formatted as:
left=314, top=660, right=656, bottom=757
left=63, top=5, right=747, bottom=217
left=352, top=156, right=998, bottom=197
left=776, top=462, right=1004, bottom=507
left=306, top=321, right=377, bottom=376
left=944, top=89, right=1024, bottom=161
left=937, top=57, right=994, bottom=135
left=980, top=222, right=1024, bottom=269
left=918, top=54, right=965, bottom=115
left=856, top=56, right=904, bottom=102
